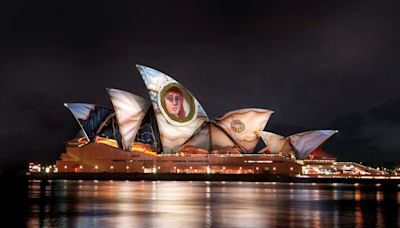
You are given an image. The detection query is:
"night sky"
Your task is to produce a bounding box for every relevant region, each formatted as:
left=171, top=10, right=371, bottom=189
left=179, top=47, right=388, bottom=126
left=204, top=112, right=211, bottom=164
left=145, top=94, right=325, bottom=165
left=1, top=0, right=400, bottom=168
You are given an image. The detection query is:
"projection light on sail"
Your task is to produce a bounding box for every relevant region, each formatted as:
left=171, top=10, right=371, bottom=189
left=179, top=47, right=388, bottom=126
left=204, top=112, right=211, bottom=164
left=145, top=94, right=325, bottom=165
left=136, top=65, right=208, bottom=153
left=259, top=131, right=286, bottom=154
left=179, top=122, right=211, bottom=153
left=209, top=122, right=239, bottom=151
left=259, top=131, right=295, bottom=157
left=180, top=122, right=241, bottom=154
left=64, top=103, right=114, bottom=141
left=214, top=109, right=274, bottom=153
left=107, top=88, right=149, bottom=150
left=289, top=130, right=338, bottom=160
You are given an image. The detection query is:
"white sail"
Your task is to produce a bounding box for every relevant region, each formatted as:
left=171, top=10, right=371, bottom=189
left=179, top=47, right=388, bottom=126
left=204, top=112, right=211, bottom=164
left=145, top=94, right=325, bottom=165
left=259, top=131, right=286, bottom=154
left=107, top=88, right=149, bottom=150
left=64, top=103, right=102, bottom=141
left=180, top=123, right=211, bottom=151
left=136, top=65, right=208, bottom=153
left=64, top=103, right=95, bottom=121
left=289, top=130, right=338, bottom=159
left=214, top=108, right=273, bottom=153
left=209, top=122, right=238, bottom=150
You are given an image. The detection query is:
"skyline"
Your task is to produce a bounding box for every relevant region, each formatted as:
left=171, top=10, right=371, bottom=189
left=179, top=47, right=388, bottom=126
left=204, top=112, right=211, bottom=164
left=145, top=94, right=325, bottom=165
left=1, top=0, right=400, bottom=167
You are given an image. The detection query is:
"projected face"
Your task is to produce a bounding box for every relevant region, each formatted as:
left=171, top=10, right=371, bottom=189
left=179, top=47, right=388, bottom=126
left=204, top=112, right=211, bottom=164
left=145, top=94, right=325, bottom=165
left=164, top=88, right=185, bottom=119
left=159, top=83, right=197, bottom=126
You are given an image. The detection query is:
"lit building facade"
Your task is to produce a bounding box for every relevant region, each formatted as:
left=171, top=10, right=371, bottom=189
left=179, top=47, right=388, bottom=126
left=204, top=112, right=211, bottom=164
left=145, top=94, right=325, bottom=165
left=55, top=65, right=384, bottom=177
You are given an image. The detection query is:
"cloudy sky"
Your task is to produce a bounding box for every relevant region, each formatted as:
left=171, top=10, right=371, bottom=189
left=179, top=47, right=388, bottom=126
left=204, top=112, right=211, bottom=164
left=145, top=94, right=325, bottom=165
left=1, top=0, right=400, bottom=167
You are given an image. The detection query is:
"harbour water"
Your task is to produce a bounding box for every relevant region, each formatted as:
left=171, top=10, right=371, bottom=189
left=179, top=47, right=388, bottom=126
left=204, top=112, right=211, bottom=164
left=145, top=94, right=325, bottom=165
left=15, top=180, right=400, bottom=227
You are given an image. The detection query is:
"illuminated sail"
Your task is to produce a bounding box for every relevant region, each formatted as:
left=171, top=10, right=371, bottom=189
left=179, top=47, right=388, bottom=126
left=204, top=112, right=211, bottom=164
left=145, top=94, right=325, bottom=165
left=179, top=121, right=245, bottom=153
left=136, top=65, right=208, bottom=153
left=279, top=139, right=296, bottom=158
left=64, top=103, right=114, bottom=141
left=107, top=88, right=149, bottom=150
left=289, top=130, right=338, bottom=159
left=209, top=122, right=238, bottom=150
left=214, top=109, right=273, bottom=153
left=179, top=122, right=211, bottom=151
left=259, top=131, right=286, bottom=154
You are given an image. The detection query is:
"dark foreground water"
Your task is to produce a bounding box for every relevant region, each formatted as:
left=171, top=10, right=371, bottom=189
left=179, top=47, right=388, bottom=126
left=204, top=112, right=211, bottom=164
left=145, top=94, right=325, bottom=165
left=4, top=179, right=400, bottom=227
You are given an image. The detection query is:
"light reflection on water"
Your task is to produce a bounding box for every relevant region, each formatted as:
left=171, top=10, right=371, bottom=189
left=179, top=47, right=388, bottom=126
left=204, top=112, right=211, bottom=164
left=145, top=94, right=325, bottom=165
left=26, top=180, right=400, bottom=227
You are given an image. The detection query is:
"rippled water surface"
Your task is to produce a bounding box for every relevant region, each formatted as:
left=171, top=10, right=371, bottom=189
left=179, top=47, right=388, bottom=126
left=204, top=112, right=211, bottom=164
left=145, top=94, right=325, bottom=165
left=23, top=180, right=400, bottom=227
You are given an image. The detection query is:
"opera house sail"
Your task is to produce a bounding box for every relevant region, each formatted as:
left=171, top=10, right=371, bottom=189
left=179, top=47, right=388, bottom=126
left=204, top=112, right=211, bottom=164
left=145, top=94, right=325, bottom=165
left=288, top=130, right=338, bottom=160
left=107, top=88, right=149, bottom=151
left=259, top=131, right=292, bottom=156
left=214, top=109, right=273, bottom=153
left=64, top=103, right=122, bottom=148
left=136, top=65, right=209, bottom=153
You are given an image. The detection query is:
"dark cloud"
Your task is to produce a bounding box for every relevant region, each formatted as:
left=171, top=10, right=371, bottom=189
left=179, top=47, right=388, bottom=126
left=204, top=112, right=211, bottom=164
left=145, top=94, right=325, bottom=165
left=369, top=97, right=400, bottom=124
left=326, top=97, right=400, bottom=163
left=1, top=0, right=400, bottom=166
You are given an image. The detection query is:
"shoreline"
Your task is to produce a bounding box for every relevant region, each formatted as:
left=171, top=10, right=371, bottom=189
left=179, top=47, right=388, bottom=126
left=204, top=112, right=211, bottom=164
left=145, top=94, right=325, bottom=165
left=23, top=173, right=400, bottom=186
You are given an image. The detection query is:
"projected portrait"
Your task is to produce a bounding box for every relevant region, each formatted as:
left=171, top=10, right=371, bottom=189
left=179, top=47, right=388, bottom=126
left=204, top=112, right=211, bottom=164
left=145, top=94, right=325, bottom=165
left=158, top=82, right=197, bottom=126
left=231, top=119, right=245, bottom=133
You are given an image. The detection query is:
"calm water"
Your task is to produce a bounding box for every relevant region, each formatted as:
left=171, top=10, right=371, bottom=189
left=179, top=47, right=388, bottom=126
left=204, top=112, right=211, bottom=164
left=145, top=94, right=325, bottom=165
left=20, top=180, right=400, bottom=227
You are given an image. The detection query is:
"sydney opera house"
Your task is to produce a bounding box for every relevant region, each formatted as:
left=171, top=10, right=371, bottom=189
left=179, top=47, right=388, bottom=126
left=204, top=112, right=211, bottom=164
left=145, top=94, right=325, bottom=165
left=55, top=65, right=384, bottom=176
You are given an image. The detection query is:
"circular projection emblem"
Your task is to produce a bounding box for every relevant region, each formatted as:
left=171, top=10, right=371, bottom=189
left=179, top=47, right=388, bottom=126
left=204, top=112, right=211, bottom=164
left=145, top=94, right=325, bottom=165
left=158, top=82, right=197, bottom=126
left=231, top=119, right=245, bottom=133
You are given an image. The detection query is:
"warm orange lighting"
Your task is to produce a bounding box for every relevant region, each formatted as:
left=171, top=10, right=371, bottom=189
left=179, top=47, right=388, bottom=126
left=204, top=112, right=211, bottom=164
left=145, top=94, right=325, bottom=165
left=95, top=165, right=98, bottom=169
left=173, top=166, right=177, bottom=169
left=290, top=167, right=293, bottom=171
left=110, top=166, right=114, bottom=169
left=273, top=167, right=276, bottom=171
left=79, top=165, right=83, bottom=169
left=126, top=166, right=129, bottom=169
left=64, top=165, right=68, bottom=169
